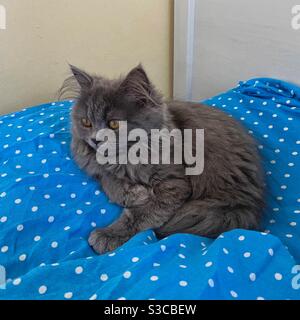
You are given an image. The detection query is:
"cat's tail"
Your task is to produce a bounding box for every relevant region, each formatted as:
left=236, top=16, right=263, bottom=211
left=156, top=199, right=262, bottom=239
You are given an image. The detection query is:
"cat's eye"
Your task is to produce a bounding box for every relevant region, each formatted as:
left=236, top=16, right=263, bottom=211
left=81, top=118, right=92, bottom=128
left=108, top=120, right=120, bottom=130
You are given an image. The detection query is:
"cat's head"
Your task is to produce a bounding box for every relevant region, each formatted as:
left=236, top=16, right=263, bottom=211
left=66, top=64, right=165, bottom=151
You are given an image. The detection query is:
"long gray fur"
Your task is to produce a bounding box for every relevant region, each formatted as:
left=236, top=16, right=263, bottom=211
left=63, top=64, right=265, bottom=254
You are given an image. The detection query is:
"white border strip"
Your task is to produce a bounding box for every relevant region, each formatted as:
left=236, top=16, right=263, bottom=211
left=173, top=0, right=196, bottom=101
left=0, top=5, right=6, bottom=30
left=186, top=0, right=196, bottom=101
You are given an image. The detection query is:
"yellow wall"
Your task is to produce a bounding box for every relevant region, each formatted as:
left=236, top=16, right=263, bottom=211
left=0, top=0, right=173, bottom=114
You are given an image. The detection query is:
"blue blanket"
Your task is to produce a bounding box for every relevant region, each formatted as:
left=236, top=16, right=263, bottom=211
left=0, top=78, right=299, bottom=300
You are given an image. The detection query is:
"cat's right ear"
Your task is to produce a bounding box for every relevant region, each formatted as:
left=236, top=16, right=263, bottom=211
left=69, top=64, right=93, bottom=90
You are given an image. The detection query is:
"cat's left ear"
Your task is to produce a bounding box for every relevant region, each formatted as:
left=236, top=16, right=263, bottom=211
left=69, top=64, right=93, bottom=90
left=120, top=64, right=162, bottom=107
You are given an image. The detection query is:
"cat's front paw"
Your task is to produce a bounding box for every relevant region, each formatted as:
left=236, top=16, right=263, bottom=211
left=88, top=229, right=129, bottom=255
left=125, top=185, right=150, bottom=207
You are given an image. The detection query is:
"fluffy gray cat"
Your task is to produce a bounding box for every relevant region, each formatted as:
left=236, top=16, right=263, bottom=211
left=63, top=64, right=264, bottom=255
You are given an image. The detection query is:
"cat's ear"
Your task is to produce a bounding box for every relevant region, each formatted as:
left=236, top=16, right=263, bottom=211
left=69, top=64, right=93, bottom=90
left=120, top=64, right=162, bottom=107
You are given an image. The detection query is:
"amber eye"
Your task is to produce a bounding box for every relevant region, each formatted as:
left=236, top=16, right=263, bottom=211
left=108, top=120, right=120, bottom=130
left=81, top=118, right=92, bottom=128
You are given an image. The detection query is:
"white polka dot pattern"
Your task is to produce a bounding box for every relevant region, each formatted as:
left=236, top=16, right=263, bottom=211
left=0, top=79, right=299, bottom=300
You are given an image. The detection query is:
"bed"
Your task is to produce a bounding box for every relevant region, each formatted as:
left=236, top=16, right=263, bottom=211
left=0, top=78, right=299, bottom=300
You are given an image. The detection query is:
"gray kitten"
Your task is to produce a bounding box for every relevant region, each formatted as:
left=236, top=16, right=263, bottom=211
left=64, top=64, right=264, bottom=255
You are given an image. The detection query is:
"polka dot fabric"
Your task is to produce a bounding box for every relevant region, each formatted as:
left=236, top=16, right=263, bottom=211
left=0, top=78, right=299, bottom=300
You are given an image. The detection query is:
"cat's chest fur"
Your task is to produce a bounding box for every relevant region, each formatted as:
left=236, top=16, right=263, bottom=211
left=73, top=137, right=187, bottom=188
left=99, top=158, right=186, bottom=187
